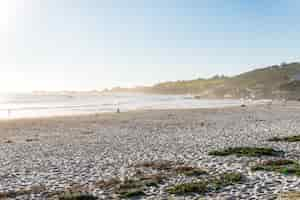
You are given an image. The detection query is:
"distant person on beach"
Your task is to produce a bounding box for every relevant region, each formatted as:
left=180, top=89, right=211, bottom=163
left=117, top=108, right=120, bottom=113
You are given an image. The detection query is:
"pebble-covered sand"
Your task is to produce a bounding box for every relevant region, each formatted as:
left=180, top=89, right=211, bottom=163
left=0, top=102, right=300, bottom=199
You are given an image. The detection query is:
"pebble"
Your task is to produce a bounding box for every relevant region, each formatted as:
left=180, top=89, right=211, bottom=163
left=0, top=104, right=300, bottom=199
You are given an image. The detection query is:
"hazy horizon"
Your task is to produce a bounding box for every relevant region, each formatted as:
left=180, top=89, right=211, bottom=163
left=1, top=0, right=300, bottom=92
left=0, top=62, right=297, bottom=94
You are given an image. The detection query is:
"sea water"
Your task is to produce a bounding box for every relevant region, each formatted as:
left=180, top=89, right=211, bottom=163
left=0, top=93, right=263, bottom=119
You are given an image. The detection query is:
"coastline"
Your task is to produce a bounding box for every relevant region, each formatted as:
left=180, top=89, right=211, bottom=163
left=0, top=102, right=300, bottom=199
left=0, top=93, right=271, bottom=121
left=0, top=98, right=275, bottom=123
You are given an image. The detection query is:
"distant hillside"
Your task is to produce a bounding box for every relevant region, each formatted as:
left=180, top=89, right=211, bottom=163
left=106, top=62, right=300, bottom=100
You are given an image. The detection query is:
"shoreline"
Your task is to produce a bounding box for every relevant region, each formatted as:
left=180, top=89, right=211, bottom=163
left=0, top=97, right=274, bottom=122
left=0, top=105, right=242, bottom=123
left=0, top=99, right=278, bottom=123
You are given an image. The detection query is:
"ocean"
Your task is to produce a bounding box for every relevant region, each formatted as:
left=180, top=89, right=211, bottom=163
left=0, top=93, right=262, bottom=119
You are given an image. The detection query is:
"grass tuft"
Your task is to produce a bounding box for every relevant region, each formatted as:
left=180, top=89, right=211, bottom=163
left=251, top=159, right=300, bottom=176
left=134, top=161, right=208, bottom=177
left=174, top=166, right=207, bottom=176
left=59, top=192, right=98, bottom=200
left=210, top=172, right=243, bottom=190
left=268, top=135, right=300, bottom=142
left=209, top=147, right=284, bottom=157
left=139, top=174, right=166, bottom=187
left=167, top=182, right=208, bottom=195
left=167, top=172, right=243, bottom=195
left=95, top=178, right=121, bottom=189
left=97, top=174, right=167, bottom=198
left=115, top=179, right=146, bottom=198
left=119, top=189, right=146, bottom=199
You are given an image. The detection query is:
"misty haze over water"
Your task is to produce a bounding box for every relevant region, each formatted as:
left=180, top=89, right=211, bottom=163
left=0, top=93, right=255, bottom=119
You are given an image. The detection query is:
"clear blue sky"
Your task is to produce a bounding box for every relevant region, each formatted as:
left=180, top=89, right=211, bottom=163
left=1, top=0, right=300, bottom=92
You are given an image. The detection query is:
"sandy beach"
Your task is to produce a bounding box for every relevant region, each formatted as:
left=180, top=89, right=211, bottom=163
left=1, top=102, right=300, bottom=199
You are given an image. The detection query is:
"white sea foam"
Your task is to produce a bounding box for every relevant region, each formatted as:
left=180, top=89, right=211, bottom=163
left=0, top=93, right=266, bottom=119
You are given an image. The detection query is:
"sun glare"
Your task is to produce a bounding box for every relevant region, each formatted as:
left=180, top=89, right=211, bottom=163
left=0, top=0, right=18, bottom=27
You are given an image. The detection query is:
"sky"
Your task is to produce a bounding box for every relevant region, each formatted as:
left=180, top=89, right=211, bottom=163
left=1, top=0, right=300, bottom=92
